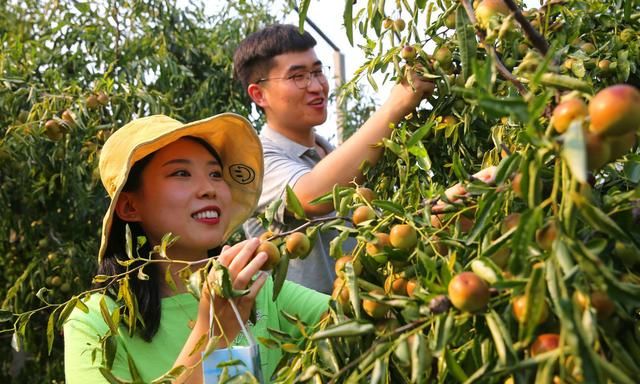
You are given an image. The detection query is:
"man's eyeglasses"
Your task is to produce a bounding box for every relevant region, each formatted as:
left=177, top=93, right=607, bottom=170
left=256, top=66, right=330, bottom=89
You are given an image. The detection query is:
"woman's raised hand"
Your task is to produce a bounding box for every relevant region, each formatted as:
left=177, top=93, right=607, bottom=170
left=201, top=238, right=268, bottom=347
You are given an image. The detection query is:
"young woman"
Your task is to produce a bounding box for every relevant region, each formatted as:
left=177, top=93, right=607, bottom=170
left=63, top=114, right=329, bottom=383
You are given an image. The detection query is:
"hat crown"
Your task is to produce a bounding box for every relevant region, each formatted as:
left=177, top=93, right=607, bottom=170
left=96, top=113, right=264, bottom=263
left=99, top=114, right=182, bottom=197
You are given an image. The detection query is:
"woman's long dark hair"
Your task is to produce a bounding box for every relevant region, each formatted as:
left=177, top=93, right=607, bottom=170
left=95, top=136, right=223, bottom=341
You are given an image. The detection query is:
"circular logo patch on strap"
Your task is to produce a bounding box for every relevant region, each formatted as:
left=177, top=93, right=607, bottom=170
left=229, top=164, right=255, bottom=185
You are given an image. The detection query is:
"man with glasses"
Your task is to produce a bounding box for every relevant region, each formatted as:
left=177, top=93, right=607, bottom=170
left=234, top=24, right=434, bottom=294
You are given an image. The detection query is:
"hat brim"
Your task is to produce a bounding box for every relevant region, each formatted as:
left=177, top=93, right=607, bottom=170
left=97, top=113, right=263, bottom=263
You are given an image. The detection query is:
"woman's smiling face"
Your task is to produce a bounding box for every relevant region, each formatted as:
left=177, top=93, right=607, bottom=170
left=120, top=137, right=232, bottom=259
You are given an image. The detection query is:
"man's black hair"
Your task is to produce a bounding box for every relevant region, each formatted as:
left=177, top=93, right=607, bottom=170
left=233, top=24, right=317, bottom=92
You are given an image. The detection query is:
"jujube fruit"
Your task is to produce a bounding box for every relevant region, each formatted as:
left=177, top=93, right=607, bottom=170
left=352, top=205, right=376, bottom=226
left=512, top=295, right=549, bottom=325
left=530, top=333, right=560, bottom=356
left=552, top=98, right=588, bottom=134
left=389, top=224, right=417, bottom=250
left=365, top=232, right=391, bottom=263
left=580, top=42, right=596, bottom=55
left=332, top=278, right=350, bottom=310
left=475, top=0, right=509, bottom=29
left=44, top=119, right=63, bottom=141
left=589, top=84, right=640, bottom=136
left=447, top=272, right=490, bottom=312
left=86, top=94, right=99, bottom=109
left=585, top=132, right=611, bottom=170
left=285, top=232, right=311, bottom=259
left=501, top=213, right=521, bottom=234
left=97, top=91, right=109, bottom=105
left=444, top=12, right=456, bottom=29
left=334, top=255, right=362, bottom=277
left=613, top=240, right=640, bottom=267
left=384, top=274, right=408, bottom=295
left=434, top=46, right=453, bottom=70
left=393, top=18, right=406, bottom=32
left=606, top=131, right=636, bottom=161
left=535, top=221, right=557, bottom=251
left=406, top=279, right=418, bottom=297
left=51, top=275, right=63, bottom=287
left=362, top=289, right=390, bottom=319
left=400, top=45, right=417, bottom=61
left=355, top=187, right=376, bottom=203
left=256, top=241, right=281, bottom=271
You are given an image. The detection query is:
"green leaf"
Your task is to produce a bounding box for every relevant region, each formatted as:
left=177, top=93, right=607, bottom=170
left=344, top=261, right=361, bottom=319
left=595, top=352, right=635, bottom=384
left=316, top=339, right=340, bottom=373
left=410, top=333, right=429, bottom=382
left=494, top=152, right=521, bottom=186
left=485, top=310, right=515, bottom=366
left=456, top=6, right=476, bottom=81
left=309, top=320, right=375, bottom=340
left=444, top=347, right=468, bottom=382
left=407, top=120, right=435, bottom=147
left=74, top=2, right=90, bottom=13
left=165, top=266, right=177, bottom=293
left=125, top=224, right=133, bottom=260
left=47, top=311, right=56, bottom=355
left=272, top=252, right=289, bottom=301
left=465, top=190, right=500, bottom=244
left=285, top=185, right=306, bottom=220
left=470, top=257, right=501, bottom=285
left=211, top=261, right=249, bottom=299
left=103, top=335, right=118, bottom=370
left=257, top=337, right=280, bottom=349
left=297, top=0, right=311, bottom=32
left=477, top=96, right=529, bottom=122
left=520, top=265, right=546, bottom=343
left=2, top=260, right=37, bottom=307
left=371, top=357, right=388, bottom=384
left=372, top=199, right=405, bottom=215
left=264, top=199, right=282, bottom=224
left=99, top=367, right=130, bottom=384
left=434, top=313, right=454, bottom=353
left=510, top=208, right=541, bottom=275
left=100, top=296, right=118, bottom=334
left=343, top=0, right=354, bottom=46
left=561, top=119, right=588, bottom=184
left=452, top=153, right=470, bottom=181
left=573, top=192, right=633, bottom=243
left=57, top=297, right=78, bottom=329
left=539, top=73, right=592, bottom=93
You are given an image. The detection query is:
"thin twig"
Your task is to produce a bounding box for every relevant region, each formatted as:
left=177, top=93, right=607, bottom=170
left=503, top=0, right=549, bottom=55
left=266, top=216, right=352, bottom=241
left=459, top=0, right=529, bottom=97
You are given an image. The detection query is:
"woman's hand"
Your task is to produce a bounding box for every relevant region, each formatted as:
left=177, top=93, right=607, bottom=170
left=200, top=238, right=268, bottom=347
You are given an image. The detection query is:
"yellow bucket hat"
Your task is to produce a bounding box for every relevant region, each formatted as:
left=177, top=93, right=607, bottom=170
left=97, top=113, right=263, bottom=263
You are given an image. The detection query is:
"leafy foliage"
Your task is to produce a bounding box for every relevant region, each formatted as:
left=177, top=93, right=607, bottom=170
left=0, top=0, right=275, bottom=381
left=266, top=0, right=640, bottom=382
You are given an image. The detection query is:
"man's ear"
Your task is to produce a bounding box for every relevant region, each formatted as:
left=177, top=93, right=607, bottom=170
left=247, top=83, right=268, bottom=109
left=114, top=192, right=142, bottom=222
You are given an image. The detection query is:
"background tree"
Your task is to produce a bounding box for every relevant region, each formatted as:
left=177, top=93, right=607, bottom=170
left=0, top=0, right=276, bottom=381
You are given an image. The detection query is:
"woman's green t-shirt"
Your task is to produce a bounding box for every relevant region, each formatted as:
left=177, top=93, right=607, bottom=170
left=63, top=277, right=329, bottom=383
